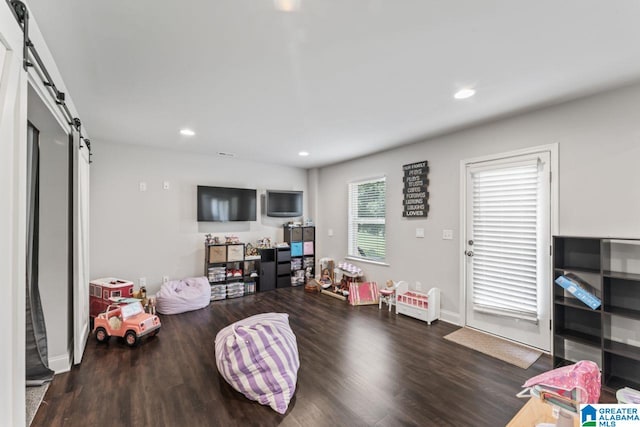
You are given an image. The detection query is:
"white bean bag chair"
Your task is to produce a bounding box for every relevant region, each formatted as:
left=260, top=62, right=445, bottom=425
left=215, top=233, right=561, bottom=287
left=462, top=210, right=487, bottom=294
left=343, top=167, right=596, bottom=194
left=215, top=313, right=300, bottom=414
left=155, top=276, right=211, bottom=315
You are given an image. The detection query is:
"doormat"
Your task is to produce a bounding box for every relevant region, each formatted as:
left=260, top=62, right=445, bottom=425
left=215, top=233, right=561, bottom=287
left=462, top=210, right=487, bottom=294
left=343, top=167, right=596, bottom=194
left=444, top=327, right=542, bottom=369
left=26, top=382, right=49, bottom=425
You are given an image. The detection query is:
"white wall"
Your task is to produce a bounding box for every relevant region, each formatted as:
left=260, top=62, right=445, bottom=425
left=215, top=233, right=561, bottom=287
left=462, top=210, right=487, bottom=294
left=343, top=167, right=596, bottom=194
left=28, top=86, right=71, bottom=373
left=316, top=82, right=640, bottom=324
left=90, top=143, right=308, bottom=295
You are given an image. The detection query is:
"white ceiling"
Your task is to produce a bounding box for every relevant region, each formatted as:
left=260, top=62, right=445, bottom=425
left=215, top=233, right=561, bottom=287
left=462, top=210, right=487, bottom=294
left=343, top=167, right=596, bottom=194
left=24, top=0, right=640, bottom=168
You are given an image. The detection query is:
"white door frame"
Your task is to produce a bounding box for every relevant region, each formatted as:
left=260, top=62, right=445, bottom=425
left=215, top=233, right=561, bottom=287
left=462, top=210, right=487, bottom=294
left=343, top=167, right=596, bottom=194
left=1, top=3, right=27, bottom=426
left=459, top=143, right=559, bottom=347
left=1, top=2, right=89, bottom=424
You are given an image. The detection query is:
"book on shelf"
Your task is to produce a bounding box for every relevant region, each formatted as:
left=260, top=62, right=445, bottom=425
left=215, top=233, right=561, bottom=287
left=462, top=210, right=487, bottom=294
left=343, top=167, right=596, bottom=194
left=554, top=273, right=601, bottom=310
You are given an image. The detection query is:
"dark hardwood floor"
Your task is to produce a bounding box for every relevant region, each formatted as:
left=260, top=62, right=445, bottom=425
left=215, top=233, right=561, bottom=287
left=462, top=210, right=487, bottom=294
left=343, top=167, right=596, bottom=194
left=32, top=287, right=612, bottom=427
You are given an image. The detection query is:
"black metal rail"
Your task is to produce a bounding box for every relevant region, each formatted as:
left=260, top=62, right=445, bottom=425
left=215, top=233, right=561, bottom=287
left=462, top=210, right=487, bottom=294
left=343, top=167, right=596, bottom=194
left=7, top=0, right=92, bottom=162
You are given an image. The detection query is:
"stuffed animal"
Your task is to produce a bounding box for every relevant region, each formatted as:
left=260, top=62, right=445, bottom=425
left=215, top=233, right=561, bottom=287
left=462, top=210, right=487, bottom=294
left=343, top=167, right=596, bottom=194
left=133, top=286, right=149, bottom=308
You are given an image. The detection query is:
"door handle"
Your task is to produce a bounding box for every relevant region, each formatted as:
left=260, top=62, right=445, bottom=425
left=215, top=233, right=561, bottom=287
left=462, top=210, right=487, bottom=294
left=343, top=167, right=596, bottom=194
left=465, top=250, right=474, bottom=257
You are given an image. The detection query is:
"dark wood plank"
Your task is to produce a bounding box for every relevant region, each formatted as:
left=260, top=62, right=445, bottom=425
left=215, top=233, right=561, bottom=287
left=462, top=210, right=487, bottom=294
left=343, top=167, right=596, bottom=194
left=31, top=288, right=614, bottom=426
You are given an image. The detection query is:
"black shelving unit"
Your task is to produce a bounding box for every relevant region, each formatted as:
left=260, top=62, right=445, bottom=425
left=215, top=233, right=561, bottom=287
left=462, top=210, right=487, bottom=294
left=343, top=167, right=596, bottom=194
left=276, top=247, right=291, bottom=288
left=283, top=225, right=315, bottom=286
left=205, top=243, right=256, bottom=300
left=258, top=248, right=276, bottom=292
left=553, top=236, right=640, bottom=391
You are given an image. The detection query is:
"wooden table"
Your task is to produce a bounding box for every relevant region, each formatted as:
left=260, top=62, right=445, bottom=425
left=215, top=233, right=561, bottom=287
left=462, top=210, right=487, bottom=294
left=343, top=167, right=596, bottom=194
left=507, top=397, right=578, bottom=427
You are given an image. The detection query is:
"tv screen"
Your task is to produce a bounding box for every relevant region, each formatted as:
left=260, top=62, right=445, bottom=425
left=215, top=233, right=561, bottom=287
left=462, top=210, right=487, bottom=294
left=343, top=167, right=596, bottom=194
left=266, top=190, right=303, bottom=217
left=197, top=186, right=256, bottom=222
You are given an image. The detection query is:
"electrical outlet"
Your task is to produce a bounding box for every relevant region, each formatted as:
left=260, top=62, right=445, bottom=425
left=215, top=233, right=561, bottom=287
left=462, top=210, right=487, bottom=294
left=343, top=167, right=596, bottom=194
left=163, top=276, right=169, bottom=284
left=442, top=229, right=453, bottom=240
left=416, top=228, right=425, bottom=238
left=139, top=277, right=146, bottom=287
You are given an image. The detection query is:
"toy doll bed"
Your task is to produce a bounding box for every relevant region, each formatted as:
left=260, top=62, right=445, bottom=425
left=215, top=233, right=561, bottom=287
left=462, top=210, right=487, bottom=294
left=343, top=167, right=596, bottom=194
left=395, top=282, right=440, bottom=325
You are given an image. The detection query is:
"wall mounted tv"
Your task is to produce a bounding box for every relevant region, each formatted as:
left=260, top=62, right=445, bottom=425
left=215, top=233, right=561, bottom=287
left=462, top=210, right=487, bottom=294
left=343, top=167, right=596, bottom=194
left=197, top=186, right=257, bottom=222
left=266, top=190, right=303, bottom=218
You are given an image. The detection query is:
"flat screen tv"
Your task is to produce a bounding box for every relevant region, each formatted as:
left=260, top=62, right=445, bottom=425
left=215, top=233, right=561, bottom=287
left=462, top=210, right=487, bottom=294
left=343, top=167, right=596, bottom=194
left=197, top=186, right=256, bottom=222
left=266, top=190, right=303, bottom=217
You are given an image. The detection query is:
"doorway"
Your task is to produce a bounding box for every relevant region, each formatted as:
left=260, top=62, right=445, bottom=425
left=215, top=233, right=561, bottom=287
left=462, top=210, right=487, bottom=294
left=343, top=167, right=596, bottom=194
left=462, top=145, right=557, bottom=351
left=27, top=85, right=72, bottom=371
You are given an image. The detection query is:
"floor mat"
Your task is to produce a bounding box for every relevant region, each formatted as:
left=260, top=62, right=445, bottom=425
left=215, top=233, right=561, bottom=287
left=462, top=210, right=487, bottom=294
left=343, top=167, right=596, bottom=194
left=444, top=327, right=542, bottom=369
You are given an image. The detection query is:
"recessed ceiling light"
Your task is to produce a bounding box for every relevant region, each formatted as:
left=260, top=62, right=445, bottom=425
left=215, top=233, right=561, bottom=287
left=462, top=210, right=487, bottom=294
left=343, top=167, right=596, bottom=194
left=298, top=151, right=309, bottom=157
left=454, top=88, right=476, bottom=100
left=274, top=0, right=300, bottom=12
left=180, top=128, right=195, bottom=136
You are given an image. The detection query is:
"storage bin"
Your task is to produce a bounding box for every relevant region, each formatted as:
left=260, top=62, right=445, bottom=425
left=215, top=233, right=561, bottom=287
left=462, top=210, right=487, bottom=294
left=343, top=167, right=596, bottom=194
left=291, top=242, right=303, bottom=257
left=303, top=241, right=314, bottom=255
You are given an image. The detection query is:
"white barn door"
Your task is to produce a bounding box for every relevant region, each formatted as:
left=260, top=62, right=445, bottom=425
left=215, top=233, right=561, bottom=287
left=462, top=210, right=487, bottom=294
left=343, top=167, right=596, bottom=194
left=73, top=131, right=90, bottom=364
left=0, top=3, right=27, bottom=425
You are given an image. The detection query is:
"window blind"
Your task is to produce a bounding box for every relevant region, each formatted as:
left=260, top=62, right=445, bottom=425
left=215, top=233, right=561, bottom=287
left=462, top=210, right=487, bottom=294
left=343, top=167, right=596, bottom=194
left=471, top=161, right=540, bottom=321
left=348, top=177, right=386, bottom=261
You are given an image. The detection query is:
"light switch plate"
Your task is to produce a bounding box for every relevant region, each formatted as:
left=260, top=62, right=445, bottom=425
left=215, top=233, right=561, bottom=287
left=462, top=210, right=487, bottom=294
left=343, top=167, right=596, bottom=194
left=139, top=182, right=147, bottom=192
left=416, top=228, right=425, bottom=238
left=328, top=229, right=334, bottom=237
left=442, top=229, right=453, bottom=240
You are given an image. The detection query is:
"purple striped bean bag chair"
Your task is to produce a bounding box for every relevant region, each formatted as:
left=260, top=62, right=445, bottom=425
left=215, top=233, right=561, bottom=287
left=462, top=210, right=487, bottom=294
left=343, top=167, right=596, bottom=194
left=214, top=313, right=300, bottom=414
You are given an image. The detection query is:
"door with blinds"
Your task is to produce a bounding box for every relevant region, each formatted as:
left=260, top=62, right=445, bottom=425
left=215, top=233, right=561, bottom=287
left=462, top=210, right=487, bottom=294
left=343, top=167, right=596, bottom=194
left=464, top=150, right=551, bottom=351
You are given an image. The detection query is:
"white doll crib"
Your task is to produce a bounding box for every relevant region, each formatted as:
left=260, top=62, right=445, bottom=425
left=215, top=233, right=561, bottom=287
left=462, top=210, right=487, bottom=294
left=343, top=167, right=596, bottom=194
left=395, top=281, right=440, bottom=325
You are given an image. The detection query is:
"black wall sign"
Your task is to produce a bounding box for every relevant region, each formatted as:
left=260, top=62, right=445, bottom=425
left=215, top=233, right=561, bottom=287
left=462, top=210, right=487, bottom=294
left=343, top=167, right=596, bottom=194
left=402, top=161, right=429, bottom=217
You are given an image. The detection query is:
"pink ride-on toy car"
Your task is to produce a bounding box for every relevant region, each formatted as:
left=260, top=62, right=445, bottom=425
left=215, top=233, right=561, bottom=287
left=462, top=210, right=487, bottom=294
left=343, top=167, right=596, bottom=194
left=94, top=301, right=161, bottom=347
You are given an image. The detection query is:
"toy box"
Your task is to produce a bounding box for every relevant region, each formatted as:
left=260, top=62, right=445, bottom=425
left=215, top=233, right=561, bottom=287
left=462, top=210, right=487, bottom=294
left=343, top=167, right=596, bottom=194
left=89, top=277, right=134, bottom=318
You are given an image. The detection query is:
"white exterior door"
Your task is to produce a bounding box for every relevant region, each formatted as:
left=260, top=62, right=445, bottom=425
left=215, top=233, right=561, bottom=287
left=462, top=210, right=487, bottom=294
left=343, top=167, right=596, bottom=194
left=73, top=130, right=90, bottom=364
left=464, top=148, right=554, bottom=351
left=0, top=3, right=27, bottom=426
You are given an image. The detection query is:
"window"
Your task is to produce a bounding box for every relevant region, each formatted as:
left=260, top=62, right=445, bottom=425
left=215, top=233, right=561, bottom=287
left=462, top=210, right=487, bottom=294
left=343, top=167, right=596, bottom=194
left=348, top=177, right=386, bottom=261
left=111, top=290, right=121, bottom=298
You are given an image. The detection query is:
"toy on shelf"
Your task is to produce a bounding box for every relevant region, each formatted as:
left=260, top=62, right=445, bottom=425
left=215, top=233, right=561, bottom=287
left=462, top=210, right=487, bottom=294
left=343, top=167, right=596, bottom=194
left=257, top=237, right=272, bottom=248
left=93, top=301, right=161, bottom=347
left=336, top=262, right=363, bottom=277
left=225, top=235, right=240, bottom=244
left=245, top=243, right=259, bottom=257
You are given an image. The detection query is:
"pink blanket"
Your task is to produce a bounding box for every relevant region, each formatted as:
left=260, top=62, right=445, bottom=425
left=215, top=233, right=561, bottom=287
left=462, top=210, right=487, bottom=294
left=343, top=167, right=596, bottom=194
left=523, top=360, right=601, bottom=404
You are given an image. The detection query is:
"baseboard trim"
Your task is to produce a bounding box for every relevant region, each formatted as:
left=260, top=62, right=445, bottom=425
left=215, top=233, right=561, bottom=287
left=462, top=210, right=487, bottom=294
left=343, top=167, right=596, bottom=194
left=48, top=353, right=71, bottom=374
left=440, top=309, right=460, bottom=326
